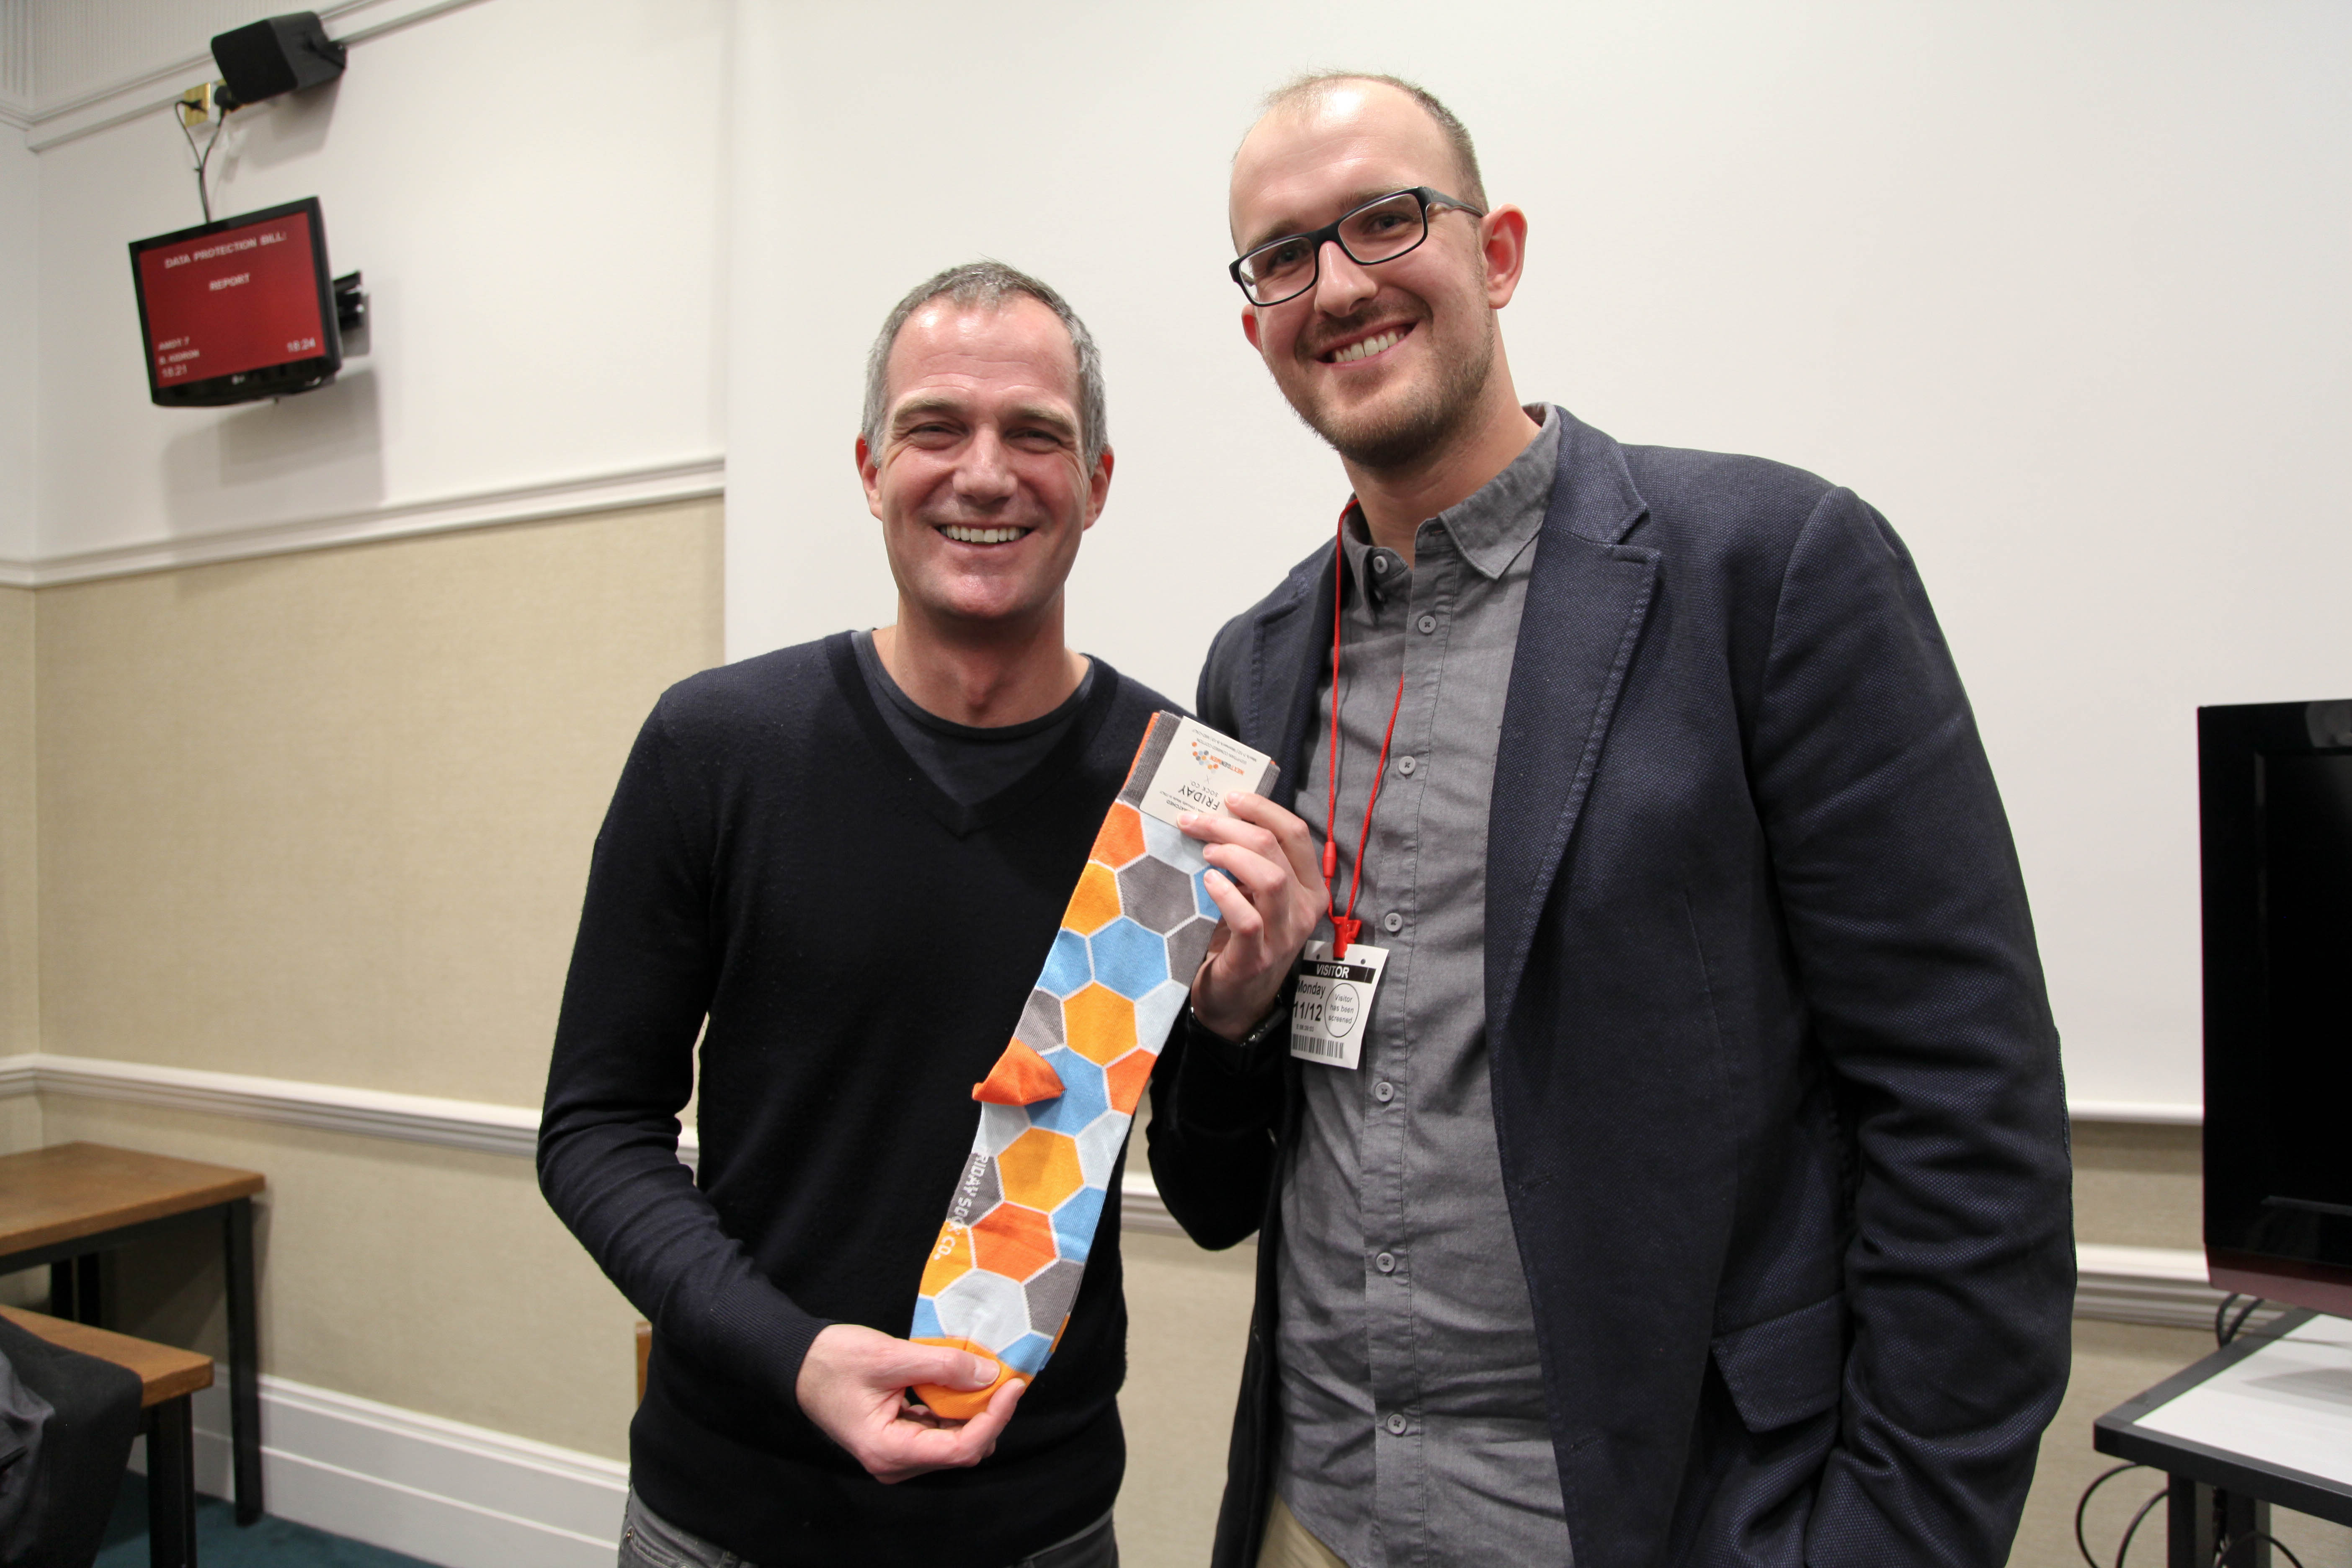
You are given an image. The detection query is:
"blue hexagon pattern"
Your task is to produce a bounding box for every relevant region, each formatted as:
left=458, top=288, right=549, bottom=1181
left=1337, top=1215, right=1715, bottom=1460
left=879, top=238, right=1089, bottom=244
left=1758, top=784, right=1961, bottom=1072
left=1040, top=929, right=1092, bottom=997
left=1029, top=1049, right=1110, bottom=1135
left=1192, top=867, right=1221, bottom=921
left=1088, top=917, right=1168, bottom=999
left=1001, top=1331, right=1056, bottom=1376
left=1050, top=1184, right=1106, bottom=1264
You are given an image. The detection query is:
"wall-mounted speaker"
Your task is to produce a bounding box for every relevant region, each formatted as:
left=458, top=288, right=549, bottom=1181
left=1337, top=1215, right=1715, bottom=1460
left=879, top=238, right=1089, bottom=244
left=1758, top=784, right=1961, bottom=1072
left=211, top=13, right=347, bottom=110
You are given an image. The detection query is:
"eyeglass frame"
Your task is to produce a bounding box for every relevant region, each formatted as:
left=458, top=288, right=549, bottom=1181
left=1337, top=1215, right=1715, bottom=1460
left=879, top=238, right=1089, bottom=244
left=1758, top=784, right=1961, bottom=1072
left=1228, top=186, right=1488, bottom=307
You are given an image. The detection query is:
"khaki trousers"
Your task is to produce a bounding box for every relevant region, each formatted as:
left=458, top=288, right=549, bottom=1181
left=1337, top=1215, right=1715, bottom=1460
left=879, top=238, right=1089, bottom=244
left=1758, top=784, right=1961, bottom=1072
left=1257, top=1494, right=1347, bottom=1568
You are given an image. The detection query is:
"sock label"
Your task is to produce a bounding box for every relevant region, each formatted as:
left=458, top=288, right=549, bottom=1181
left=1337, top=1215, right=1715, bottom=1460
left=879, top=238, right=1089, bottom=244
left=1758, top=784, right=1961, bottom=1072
left=1137, top=716, right=1277, bottom=829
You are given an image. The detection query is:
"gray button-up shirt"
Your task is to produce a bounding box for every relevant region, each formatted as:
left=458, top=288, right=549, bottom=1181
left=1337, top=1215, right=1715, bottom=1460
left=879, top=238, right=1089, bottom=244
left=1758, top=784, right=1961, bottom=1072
left=1275, top=408, right=1573, bottom=1568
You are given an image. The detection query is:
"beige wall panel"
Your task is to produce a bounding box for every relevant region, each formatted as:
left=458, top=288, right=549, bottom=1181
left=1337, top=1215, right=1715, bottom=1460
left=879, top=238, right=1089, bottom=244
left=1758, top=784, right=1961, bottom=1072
left=2073, top=1121, right=2200, bottom=1251
left=0, top=585, right=32, bottom=1056
left=1117, top=1231, right=1258, bottom=1568
left=35, top=502, right=722, bottom=1105
left=0, top=1088, right=37, bottom=1153
left=33, top=1094, right=646, bottom=1461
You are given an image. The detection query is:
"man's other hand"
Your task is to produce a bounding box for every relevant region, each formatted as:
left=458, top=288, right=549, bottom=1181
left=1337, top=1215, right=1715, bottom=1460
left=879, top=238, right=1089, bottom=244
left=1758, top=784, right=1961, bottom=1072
left=1184, top=790, right=1323, bottom=1040
left=794, top=1323, right=1024, bottom=1484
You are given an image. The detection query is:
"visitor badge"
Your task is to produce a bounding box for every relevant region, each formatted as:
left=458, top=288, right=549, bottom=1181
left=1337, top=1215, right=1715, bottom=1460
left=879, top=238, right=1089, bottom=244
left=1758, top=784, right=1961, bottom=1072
left=1138, top=716, right=1277, bottom=829
left=1290, top=940, right=1387, bottom=1068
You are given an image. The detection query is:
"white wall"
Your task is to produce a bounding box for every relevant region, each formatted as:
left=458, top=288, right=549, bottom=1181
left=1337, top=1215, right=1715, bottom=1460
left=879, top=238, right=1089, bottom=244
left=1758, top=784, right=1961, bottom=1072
left=725, top=0, right=2352, bottom=1112
left=0, top=121, right=34, bottom=562
left=27, top=0, right=725, bottom=566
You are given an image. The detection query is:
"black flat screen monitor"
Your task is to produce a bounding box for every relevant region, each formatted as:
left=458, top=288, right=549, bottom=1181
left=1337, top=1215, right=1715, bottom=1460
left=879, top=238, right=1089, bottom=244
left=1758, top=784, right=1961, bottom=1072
left=129, top=197, right=341, bottom=407
left=2201, top=697, right=2352, bottom=1317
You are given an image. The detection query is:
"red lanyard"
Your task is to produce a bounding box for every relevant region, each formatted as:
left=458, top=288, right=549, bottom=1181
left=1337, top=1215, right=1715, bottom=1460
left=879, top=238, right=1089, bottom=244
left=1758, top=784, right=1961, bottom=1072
left=1322, top=500, right=1408, bottom=954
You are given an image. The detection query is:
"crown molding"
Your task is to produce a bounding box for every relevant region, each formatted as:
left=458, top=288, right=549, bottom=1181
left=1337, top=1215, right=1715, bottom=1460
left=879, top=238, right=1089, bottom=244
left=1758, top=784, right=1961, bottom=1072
left=17, top=0, right=484, bottom=153
left=2, top=454, right=722, bottom=588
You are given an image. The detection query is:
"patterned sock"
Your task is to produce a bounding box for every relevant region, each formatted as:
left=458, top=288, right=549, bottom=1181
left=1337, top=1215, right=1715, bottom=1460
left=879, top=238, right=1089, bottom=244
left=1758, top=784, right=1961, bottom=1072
left=909, top=711, right=1277, bottom=1418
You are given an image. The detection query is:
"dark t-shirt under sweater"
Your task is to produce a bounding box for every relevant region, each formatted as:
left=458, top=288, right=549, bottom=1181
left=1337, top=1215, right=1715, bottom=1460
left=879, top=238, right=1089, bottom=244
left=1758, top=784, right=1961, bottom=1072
left=849, top=628, right=1097, bottom=806
left=539, top=632, right=1175, bottom=1565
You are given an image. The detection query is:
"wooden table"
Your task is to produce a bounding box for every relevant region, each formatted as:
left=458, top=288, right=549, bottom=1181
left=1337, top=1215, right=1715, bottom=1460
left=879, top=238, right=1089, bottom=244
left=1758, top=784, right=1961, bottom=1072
left=3, top=1304, right=213, bottom=1567
left=0, top=1142, right=265, bottom=1523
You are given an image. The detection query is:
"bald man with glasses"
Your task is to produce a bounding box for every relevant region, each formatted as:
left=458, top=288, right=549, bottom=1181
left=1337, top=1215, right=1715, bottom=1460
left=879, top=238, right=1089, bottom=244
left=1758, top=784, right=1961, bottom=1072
left=1148, top=73, right=2074, bottom=1568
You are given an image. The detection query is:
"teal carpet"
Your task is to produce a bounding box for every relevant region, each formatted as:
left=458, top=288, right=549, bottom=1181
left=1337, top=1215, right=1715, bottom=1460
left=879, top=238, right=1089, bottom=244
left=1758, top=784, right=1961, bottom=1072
left=96, top=1470, right=438, bottom=1567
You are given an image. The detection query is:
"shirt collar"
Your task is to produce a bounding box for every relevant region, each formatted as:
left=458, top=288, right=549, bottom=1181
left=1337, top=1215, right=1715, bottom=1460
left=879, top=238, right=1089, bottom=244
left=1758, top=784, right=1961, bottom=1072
left=1339, top=405, right=1561, bottom=607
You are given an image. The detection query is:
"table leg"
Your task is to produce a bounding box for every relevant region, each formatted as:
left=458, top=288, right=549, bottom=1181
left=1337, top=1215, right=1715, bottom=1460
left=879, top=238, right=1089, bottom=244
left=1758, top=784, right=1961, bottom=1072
left=49, top=1253, right=103, bottom=1325
left=2219, top=1491, right=2271, bottom=1567
left=2169, top=1478, right=2210, bottom=1568
left=147, top=1396, right=199, bottom=1568
left=223, top=1197, right=262, bottom=1524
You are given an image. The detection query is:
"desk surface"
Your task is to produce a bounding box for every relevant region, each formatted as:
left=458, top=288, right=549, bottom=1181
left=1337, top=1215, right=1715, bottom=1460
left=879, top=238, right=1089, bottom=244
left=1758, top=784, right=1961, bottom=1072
left=2097, top=1308, right=2352, bottom=1529
left=0, top=1141, right=264, bottom=1256
left=0, top=1305, right=215, bottom=1407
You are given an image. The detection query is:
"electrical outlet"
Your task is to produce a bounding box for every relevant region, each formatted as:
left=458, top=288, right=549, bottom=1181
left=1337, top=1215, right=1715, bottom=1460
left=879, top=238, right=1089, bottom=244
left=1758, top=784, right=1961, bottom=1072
left=178, top=83, right=217, bottom=126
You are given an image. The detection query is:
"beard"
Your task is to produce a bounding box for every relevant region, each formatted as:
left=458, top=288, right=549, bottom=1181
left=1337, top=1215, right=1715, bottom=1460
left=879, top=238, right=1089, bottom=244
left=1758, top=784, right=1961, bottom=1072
left=1289, top=307, right=1496, bottom=473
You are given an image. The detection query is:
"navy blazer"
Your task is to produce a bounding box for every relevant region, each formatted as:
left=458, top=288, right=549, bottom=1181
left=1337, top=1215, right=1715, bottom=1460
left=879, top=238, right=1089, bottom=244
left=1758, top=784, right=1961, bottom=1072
left=1147, top=408, right=2074, bottom=1568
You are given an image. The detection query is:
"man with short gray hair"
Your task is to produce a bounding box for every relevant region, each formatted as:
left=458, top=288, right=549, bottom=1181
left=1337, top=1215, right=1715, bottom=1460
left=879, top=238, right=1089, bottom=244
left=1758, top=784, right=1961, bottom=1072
left=542, top=260, right=1311, bottom=1568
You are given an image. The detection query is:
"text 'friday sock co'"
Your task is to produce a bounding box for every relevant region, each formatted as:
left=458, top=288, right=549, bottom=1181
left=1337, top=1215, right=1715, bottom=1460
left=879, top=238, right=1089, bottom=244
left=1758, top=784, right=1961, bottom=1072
left=909, top=711, right=1277, bottom=1418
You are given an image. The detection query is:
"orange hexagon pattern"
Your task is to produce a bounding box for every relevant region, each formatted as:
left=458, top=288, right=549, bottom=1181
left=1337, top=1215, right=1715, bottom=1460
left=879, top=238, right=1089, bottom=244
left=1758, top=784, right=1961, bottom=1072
left=1065, top=863, right=1123, bottom=936
left=1090, top=801, right=1146, bottom=869
left=971, top=1202, right=1058, bottom=1283
left=1063, top=984, right=1137, bottom=1066
left=1103, top=1047, right=1156, bottom=1117
left=910, top=713, right=1279, bottom=1422
left=996, top=1127, right=1083, bottom=1212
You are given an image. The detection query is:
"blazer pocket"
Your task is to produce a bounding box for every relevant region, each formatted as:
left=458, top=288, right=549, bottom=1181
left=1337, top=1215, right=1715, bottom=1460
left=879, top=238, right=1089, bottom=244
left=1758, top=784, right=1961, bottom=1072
left=1710, top=1293, right=1845, bottom=1432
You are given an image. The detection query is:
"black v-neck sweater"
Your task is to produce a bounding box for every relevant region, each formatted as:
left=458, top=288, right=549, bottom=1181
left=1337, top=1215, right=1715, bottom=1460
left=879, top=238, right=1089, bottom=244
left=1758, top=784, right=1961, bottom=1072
left=539, top=634, right=1176, bottom=1565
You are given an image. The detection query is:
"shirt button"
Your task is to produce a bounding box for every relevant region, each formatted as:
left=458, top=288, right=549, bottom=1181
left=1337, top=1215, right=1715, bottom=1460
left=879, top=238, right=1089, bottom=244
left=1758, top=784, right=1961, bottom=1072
left=1416, top=614, right=1437, bottom=634
left=1396, top=756, right=1417, bottom=776
left=1382, top=911, right=1404, bottom=934
left=1385, top=1412, right=1408, bottom=1436
left=1374, top=1080, right=1395, bottom=1103
left=1375, top=1251, right=1396, bottom=1274
left=1370, top=554, right=1392, bottom=575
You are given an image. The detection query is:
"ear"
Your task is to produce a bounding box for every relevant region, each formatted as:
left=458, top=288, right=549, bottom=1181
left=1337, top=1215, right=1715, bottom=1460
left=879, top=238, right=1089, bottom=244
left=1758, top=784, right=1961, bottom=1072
left=1240, top=307, right=1262, bottom=353
left=856, top=433, right=885, bottom=520
left=1082, top=445, right=1115, bottom=531
left=1480, top=205, right=1530, bottom=310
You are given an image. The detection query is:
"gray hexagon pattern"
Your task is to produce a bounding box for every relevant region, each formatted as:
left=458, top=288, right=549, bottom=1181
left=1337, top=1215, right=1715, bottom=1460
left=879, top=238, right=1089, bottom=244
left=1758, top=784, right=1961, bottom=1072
left=1024, top=1257, right=1086, bottom=1334
left=1165, top=916, right=1216, bottom=987
left=1115, top=857, right=1198, bottom=936
left=1016, top=990, right=1065, bottom=1051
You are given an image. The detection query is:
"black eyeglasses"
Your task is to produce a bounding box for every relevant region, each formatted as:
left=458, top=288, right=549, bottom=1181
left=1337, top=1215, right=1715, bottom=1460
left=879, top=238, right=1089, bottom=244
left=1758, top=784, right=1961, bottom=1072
left=1229, top=187, right=1486, bottom=307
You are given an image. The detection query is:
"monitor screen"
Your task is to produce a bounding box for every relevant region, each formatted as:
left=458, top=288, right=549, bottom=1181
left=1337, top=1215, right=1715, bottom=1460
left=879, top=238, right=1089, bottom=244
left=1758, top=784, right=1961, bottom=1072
left=129, top=198, right=340, bottom=407
left=2202, top=699, right=2352, bottom=1315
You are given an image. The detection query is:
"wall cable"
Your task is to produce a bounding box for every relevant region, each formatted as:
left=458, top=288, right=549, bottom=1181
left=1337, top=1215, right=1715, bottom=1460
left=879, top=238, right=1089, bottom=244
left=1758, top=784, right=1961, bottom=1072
left=170, top=99, right=229, bottom=224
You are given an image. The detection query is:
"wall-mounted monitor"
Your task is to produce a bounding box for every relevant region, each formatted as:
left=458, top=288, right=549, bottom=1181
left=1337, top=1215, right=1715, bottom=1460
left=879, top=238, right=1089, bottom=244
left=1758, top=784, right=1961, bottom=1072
left=2201, top=697, right=2352, bottom=1317
left=129, top=196, right=341, bottom=407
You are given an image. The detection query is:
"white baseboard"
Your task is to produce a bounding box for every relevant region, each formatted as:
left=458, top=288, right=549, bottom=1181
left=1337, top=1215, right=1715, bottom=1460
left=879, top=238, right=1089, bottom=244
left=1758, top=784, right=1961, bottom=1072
left=132, top=1376, right=627, bottom=1568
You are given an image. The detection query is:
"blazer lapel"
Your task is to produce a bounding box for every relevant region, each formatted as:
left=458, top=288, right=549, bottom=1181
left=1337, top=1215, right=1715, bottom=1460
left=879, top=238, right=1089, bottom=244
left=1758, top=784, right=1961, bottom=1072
left=1252, top=547, right=1338, bottom=786
left=1486, top=414, right=1660, bottom=1037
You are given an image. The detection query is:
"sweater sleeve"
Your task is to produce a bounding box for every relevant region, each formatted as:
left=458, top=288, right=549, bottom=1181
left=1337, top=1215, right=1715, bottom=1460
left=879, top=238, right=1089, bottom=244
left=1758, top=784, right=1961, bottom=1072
left=1139, top=619, right=1290, bottom=1250
left=538, top=698, right=831, bottom=1410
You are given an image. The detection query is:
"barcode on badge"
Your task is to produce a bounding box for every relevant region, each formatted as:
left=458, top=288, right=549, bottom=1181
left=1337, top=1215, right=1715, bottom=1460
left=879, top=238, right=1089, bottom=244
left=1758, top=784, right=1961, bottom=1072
left=1292, top=1032, right=1348, bottom=1061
